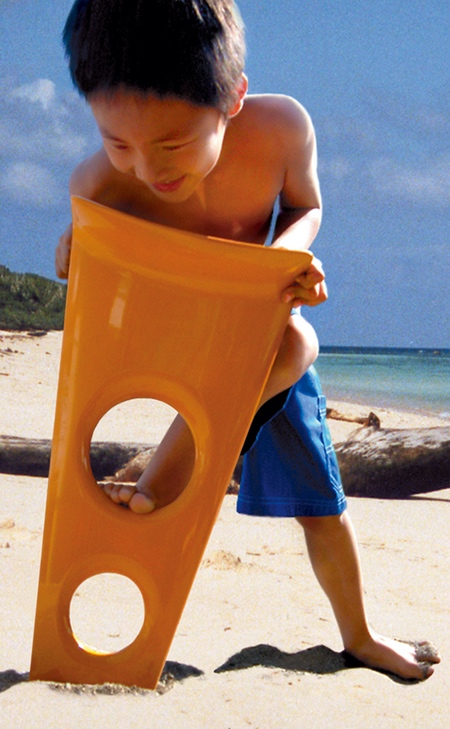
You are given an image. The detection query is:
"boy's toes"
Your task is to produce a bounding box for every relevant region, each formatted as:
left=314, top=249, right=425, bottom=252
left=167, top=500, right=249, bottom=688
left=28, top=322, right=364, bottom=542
left=128, top=492, right=156, bottom=514
left=100, top=481, right=135, bottom=505
left=418, top=663, right=435, bottom=680
left=117, top=484, right=136, bottom=505
left=99, top=481, right=155, bottom=513
left=413, top=641, right=441, bottom=664
left=108, top=483, right=128, bottom=504
left=101, top=481, right=120, bottom=501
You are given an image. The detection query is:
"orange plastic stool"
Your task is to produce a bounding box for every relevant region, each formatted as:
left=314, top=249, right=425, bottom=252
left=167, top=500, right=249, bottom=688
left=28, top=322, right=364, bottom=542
left=30, top=197, right=312, bottom=689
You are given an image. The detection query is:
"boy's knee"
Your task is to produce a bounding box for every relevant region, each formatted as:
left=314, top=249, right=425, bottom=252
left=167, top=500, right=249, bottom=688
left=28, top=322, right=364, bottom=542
left=261, top=315, right=319, bottom=404
left=285, top=315, right=319, bottom=377
left=296, top=512, right=348, bottom=535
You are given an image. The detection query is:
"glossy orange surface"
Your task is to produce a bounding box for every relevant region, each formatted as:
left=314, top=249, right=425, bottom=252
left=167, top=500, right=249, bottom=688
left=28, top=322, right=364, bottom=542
left=30, top=197, right=312, bottom=689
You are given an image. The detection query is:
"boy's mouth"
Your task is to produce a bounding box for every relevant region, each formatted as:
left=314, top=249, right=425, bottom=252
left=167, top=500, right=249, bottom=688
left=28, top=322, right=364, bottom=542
left=152, top=176, right=186, bottom=194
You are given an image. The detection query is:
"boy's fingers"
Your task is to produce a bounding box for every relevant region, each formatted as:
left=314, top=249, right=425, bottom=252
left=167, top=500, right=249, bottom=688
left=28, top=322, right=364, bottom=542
left=298, top=267, right=325, bottom=288
left=55, top=252, right=68, bottom=279
left=55, top=259, right=69, bottom=280
left=55, top=223, right=73, bottom=279
left=55, top=235, right=72, bottom=278
left=283, top=280, right=328, bottom=306
left=304, top=280, right=328, bottom=305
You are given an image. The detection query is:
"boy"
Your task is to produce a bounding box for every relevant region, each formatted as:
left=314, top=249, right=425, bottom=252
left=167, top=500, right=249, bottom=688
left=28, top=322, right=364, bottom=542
left=56, top=0, right=439, bottom=681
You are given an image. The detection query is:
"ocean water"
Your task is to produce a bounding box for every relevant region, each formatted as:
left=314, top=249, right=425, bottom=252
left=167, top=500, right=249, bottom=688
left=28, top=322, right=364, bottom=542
left=315, top=347, right=450, bottom=418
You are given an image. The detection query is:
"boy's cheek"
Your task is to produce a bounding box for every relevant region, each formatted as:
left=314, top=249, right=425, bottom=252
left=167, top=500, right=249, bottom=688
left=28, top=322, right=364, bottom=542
left=106, top=151, right=128, bottom=173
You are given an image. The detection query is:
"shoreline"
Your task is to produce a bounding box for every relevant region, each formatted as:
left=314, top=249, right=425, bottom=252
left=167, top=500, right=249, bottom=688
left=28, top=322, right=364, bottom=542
left=1, top=329, right=449, bottom=446
left=323, top=397, right=450, bottom=444
left=322, top=389, right=450, bottom=422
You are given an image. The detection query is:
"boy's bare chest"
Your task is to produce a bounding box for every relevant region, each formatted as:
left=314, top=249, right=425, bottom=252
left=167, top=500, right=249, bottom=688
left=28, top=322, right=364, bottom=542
left=100, top=147, right=284, bottom=245
left=119, top=189, right=273, bottom=244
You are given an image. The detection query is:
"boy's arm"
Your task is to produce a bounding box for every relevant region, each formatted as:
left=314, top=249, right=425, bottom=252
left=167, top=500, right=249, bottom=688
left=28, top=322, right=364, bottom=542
left=269, top=98, right=326, bottom=307
left=55, top=222, right=72, bottom=279
left=55, top=151, right=111, bottom=279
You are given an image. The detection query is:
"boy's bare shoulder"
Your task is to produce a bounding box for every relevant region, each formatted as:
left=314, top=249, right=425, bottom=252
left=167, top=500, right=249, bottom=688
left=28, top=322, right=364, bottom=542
left=69, top=148, right=125, bottom=204
left=242, top=94, right=314, bottom=141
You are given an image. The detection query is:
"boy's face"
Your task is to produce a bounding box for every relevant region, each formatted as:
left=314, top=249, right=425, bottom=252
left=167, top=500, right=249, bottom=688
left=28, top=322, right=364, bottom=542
left=90, top=90, right=230, bottom=204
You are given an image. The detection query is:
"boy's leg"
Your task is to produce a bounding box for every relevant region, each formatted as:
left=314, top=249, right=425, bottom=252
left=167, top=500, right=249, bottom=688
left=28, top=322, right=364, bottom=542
left=297, top=510, right=440, bottom=680
left=238, top=367, right=440, bottom=681
left=259, top=314, right=318, bottom=406
left=102, top=413, right=195, bottom=513
left=103, top=314, right=317, bottom=512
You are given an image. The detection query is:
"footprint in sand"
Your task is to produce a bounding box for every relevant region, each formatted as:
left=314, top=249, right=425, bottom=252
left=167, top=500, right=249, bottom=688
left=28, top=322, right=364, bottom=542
left=202, top=550, right=245, bottom=570
left=0, top=517, right=38, bottom=546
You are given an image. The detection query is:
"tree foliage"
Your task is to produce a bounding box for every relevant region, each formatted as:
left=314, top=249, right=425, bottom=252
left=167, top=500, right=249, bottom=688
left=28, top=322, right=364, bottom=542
left=0, top=265, right=66, bottom=330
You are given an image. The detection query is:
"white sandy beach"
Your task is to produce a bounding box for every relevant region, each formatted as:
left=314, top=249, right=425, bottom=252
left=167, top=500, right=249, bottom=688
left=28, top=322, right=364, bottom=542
left=1, top=330, right=449, bottom=728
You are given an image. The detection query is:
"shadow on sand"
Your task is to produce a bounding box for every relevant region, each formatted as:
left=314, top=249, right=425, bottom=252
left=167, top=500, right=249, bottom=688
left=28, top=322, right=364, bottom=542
left=0, top=662, right=203, bottom=696
left=1, top=646, right=420, bottom=694
left=215, top=644, right=347, bottom=675
left=214, top=643, right=419, bottom=684
left=0, top=670, right=29, bottom=693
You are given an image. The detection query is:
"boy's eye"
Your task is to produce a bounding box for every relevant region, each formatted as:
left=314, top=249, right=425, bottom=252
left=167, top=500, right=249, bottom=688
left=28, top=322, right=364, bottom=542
left=163, top=140, right=193, bottom=152
left=103, top=138, right=128, bottom=151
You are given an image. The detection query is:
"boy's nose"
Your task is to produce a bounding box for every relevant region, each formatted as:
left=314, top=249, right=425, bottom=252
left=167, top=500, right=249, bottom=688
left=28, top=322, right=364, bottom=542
left=134, top=157, right=170, bottom=186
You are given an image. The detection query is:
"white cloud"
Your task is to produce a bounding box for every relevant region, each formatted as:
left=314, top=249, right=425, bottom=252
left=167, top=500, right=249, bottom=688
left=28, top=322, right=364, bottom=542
left=0, top=78, right=98, bottom=209
left=0, top=120, right=89, bottom=161
left=0, top=78, right=96, bottom=163
left=319, top=157, right=353, bottom=180
left=370, top=155, right=450, bottom=206
left=318, top=115, right=378, bottom=154
left=9, top=78, right=56, bottom=111
left=363, top=86, right=450, bottom=138
left=317, top=88, right=450, bottom=209
left=1, top=161, right=62, bottom=206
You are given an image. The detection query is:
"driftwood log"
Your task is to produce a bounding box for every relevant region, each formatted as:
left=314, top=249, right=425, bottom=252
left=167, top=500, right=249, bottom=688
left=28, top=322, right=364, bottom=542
left=326, top=409, right=381, bottom=428
left=1, top=422, right=449, bottom=499
left=335, top=425, right=450, bottom=497
left=110, top=448, right=242, bottom=495
left=105, top=425, right=450, bottom=498
left=0, top=408, right=364, bottom=480
left=0, top=435, right=243, bottom=493
left=0, top=435, right=152, bottom=480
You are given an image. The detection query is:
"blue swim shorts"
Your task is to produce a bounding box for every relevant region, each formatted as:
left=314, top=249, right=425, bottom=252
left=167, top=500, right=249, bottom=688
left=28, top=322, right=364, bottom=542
left=237, top=366, right=347, bottom=518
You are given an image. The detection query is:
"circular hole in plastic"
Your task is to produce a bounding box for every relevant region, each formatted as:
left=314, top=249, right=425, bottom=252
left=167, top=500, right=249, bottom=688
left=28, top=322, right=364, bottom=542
left=69, top=573, right=145, bottom=654
left=90, top=398, right=195, bottom=511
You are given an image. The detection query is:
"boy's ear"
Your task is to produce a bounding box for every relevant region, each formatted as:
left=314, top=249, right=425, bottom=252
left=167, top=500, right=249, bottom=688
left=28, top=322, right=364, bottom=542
left=227, top=74, right=248, bottom=118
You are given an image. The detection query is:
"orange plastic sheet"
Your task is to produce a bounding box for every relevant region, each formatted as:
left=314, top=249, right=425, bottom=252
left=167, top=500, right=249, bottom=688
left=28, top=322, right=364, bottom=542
left=30, top=197, right=312, bottom=689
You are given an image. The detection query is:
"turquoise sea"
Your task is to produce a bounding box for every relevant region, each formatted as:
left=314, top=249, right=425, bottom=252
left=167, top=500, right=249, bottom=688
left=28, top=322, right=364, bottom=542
left=315, top=347, right=450, bottom=418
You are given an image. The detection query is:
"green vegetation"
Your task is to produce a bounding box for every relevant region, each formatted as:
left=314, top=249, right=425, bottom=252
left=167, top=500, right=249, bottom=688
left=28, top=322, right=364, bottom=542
left=0, top=265, right=66, bottom=330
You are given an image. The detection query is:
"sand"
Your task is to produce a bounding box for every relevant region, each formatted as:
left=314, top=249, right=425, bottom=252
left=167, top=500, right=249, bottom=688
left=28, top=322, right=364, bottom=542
left=1, top=330, right=449, bottom=728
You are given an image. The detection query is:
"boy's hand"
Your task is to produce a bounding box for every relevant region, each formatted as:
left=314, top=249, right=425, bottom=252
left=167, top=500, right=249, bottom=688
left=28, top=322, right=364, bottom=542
left=282, top=257, right=328, bottom=307
left=55, top=223, right=72, bottom=279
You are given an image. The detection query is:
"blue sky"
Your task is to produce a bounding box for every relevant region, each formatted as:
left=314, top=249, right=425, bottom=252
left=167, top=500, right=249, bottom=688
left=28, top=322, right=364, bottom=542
left=0, top=0, right=449, bottom=347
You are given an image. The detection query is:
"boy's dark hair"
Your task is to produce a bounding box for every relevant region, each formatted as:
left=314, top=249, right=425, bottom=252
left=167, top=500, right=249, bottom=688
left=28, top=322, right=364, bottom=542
left=63, top=0, right=245, bottom=112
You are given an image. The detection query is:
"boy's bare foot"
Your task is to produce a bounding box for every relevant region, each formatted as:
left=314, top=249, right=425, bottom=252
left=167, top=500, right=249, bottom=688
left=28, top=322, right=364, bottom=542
left=344, top=631, right=440, bottom=681
left=100, top=482, right=156, bottom=514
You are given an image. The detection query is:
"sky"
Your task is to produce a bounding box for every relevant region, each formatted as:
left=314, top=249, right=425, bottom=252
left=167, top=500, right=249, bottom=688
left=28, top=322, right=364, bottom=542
left=0, top=0, right=449, bottom=348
